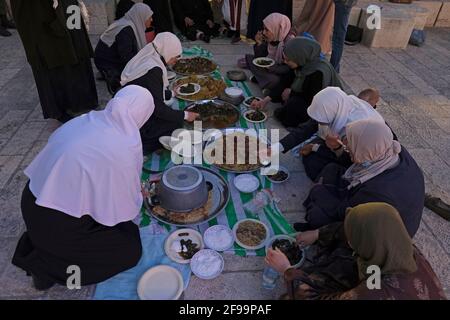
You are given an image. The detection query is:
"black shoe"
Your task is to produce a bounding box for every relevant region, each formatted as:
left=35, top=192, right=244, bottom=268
left=32, top=274, right=55, bottom=291
left=0, top=25, right=11, bottom=37
left=425, top=194, right=450, bottom=221
left=293, top=222, right=311, bottom=232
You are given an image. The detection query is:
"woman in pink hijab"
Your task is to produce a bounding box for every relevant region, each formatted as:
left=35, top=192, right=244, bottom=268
left=12, top=85, right=155, bottom=290
left=244, top=13, right=295, bottom=103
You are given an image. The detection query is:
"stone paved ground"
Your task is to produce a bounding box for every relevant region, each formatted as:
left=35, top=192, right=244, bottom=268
left=0, top=28, right=449, bottom=300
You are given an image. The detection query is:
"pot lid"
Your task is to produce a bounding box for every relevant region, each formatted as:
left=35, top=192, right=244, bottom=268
left=162, top=165, right=203, bottom=191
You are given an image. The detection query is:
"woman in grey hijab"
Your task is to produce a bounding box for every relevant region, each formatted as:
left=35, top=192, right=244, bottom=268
left=94, top=3, right=153, bottom=93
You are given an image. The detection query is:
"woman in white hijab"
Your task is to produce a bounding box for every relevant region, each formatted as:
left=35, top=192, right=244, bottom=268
left=12, top=86, right=155, bottom=290
left=94, top=3, right=153, bottom=92
left=121, top=32, right=199, bottom=155
left=277, top=86, right=385, bottom=181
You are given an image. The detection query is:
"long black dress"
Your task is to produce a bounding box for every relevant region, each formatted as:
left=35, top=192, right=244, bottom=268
left=125, top=67, right=185, bottom=154
left=246, top=0, right=293, bottom=39
left=12, top=182, right=142, bottom=286
left=144, top=0, right=173, bottom=33
left=11, top=0, right=98, bottom=121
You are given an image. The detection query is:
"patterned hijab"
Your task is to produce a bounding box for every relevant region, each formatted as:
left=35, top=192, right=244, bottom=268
left=283, top=37, right=342, bottom=93
left=345, top=203, right=417, bottom=280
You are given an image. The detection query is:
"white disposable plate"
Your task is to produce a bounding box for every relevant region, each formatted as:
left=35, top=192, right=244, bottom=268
left=176, top=83, right=201, bottom=96
left=137, top=265, right=184, bottom=300
left=190, top=249, right=224, bottom=280
left=243, top=96, right=262, bottom=108
left=252, top=57, right=275, bottom=68
left=233, top=219, right=270, bottom=250
left=164, top=228, right=205, bottom=264
left=243, top=110, right=267, bottom=124
left=233, top=174, right=260, bottom=193
left=203, top=225, right=234, bottom=252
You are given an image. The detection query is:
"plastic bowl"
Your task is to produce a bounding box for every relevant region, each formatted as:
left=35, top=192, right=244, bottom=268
left=225, top=87, right=244, bottom=99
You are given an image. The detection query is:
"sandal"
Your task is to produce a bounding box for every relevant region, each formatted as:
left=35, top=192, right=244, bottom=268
left=424, top=194, right=450, bottom=221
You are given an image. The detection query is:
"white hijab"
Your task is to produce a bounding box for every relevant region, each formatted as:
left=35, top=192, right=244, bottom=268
left=24, top=86, right=155, bottom=227
left=100, top=3, right=153, bottom=50
left=121, top=32, right=182, bottom=88
left=307, top=87, right=384, bottom=138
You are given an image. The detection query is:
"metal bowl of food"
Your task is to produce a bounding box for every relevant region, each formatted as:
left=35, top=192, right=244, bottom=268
left=226, top=70, right=247, bottom=82
left=153, top=165, right=210, bottom=212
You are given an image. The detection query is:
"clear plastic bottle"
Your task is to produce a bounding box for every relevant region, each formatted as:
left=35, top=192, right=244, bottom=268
left=262, top=266, right=279, bottom=290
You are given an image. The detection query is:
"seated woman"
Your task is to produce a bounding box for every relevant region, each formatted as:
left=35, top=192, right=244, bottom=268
left=252, top=37, right=342, bottom=128
left=12, top=86, right=155, bottom=290
left=171, top=0, right=220, bottom=43
left=266, top=203, right=446, bottom=300
left=301, top=119, right=424, bottom=238
left=94, top=3, right=153, bottom=92
left=120, top=32, right=199, bottom=155
left=277, top=87, right=384, bottom=181
left=244, top=13, right=295, bottom=102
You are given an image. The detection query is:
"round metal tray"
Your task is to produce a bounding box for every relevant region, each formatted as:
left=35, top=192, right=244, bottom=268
left=203, top=128, right=271, bottom=174
left=171, top=75, right=225, bottom=102
left=144, top=166, right=230, bottom=227
left=172, top=56, right=218, bottom=76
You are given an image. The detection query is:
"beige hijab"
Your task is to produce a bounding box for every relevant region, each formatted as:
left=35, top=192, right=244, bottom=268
left=100, top=3, right=153, bottom=50
left=345, top=203, right=417, bottom=280
left=121, top=32, right=182, bottom=88
left=343, top=119, right=402, bottom=189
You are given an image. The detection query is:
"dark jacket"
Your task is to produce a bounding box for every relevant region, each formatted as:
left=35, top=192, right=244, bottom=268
left=11, top=0, right=93, bottom=70
left=94, top=26, right=139, bottom=74
left=305, top=148, right=425, bottom=237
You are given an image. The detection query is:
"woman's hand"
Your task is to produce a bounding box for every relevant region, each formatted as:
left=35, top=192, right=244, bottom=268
left=265, top=248, right=291, bottom=274
left=185, top=112, right=199, bottom=122
left=255, top=31, right=264, bottom=45
left=300, top=144, right=314, bottom=157
left=296, top=229, right=319, bottom=247
left=184, top=17, right=194, bottom=27
left=281, top=88, right=291, bottom=103
left=251, top=96, right=270, bottom=110
left=325, top=134, right=341, bottom=150
left=206, top=20, right=215, bottom=29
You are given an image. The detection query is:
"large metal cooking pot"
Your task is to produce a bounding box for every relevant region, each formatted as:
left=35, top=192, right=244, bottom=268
left=153, top=165, right=211, bottom=212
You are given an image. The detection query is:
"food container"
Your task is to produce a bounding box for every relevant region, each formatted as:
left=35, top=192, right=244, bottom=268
left=190, top=249, right=224, bottom=280
left=226, top=70, right=247, bottom=82
left=232, top=218, right=270, bottom=250
left=154, top=165, right=210, bottom=212
left=203, top=225, right=234, bottom=251
left=265, top=235, right=305, bottom=268
left=225, top=87, right=244, bottom=99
